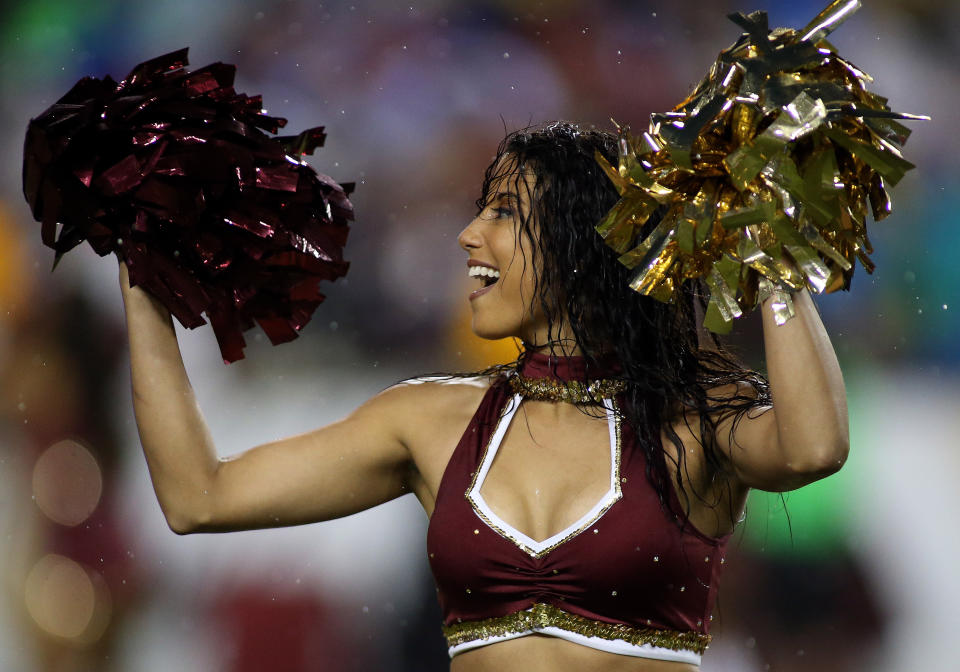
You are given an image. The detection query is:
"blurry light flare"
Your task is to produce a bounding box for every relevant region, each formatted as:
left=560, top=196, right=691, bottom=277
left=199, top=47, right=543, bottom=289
left=24, top=554, right=112, bottom=644
left=32, top=440, right=102, bottom=526
left=0, top=203, right=33, bottom=323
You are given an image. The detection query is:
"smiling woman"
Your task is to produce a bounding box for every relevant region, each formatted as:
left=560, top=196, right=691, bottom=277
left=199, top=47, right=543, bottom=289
left=460, top=168, right=545, bottom=341
left=119, top=121, right=848, bottom=671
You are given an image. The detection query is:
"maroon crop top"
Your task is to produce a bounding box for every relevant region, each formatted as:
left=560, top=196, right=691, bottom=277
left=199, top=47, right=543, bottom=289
left=426, top=353, right=729, bottom=665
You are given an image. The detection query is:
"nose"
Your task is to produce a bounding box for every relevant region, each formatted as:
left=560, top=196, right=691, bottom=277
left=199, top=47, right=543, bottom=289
left=458, top=216, right=483, bottom=252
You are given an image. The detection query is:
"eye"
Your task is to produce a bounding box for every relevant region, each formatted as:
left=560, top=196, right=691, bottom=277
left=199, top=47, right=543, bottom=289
left=494, top=206, right=514, bottom=218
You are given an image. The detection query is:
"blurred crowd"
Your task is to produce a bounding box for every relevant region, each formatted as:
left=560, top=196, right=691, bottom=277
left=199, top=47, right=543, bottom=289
left=0, top=1, right=957, bottom=671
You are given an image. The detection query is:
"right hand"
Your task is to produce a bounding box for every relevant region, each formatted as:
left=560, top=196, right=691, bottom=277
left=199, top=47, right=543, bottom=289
left=118, top=259, right=172, bottom=323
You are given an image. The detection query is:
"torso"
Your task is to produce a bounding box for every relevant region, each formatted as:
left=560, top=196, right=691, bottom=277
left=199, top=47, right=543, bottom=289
left=400, top=376, right=744, bottom=545
left=396, top=375, right=743, bottom=671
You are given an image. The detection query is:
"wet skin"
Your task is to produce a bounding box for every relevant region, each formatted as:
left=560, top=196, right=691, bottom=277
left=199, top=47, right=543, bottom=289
left=449, top=174, right=704, bottom=671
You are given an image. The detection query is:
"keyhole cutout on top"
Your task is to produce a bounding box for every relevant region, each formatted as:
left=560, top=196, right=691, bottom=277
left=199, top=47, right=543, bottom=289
left=467, top=394, right=622, bottom=558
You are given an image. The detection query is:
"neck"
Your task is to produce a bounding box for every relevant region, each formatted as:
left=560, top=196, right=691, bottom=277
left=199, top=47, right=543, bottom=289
left=522, top=337, right=582, bottom=358
left=520, top=316, right=583, bottom=357
left=518, top=350, right=621, bottom=383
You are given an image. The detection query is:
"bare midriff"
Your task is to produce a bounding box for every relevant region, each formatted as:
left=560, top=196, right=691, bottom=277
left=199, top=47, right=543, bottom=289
left=450, top=635, right=699, bottom=672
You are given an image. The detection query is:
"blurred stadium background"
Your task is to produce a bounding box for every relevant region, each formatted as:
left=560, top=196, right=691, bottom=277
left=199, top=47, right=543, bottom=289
left=0, top=1, right=957, bottom=670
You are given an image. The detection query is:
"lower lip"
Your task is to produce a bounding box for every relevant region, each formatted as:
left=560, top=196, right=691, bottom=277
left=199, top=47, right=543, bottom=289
left=469, top=282, right=496, bottom=301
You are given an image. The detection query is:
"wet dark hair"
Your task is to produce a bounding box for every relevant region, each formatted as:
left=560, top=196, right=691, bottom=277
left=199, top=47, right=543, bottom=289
left=473, top=121, right=770, bottom=528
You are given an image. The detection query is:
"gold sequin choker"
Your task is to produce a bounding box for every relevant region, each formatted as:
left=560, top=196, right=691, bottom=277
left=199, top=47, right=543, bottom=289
left=509, top=373, right=627, bottom=403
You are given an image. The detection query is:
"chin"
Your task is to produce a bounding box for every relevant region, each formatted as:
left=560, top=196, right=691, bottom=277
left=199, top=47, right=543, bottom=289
left=470, top=318, right=517, bottom=342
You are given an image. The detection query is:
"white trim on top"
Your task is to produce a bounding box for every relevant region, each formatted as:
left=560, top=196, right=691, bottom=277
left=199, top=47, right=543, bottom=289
left=466, top=394, right=622, bottom=558
left=448, top=616, right=701, bottom=665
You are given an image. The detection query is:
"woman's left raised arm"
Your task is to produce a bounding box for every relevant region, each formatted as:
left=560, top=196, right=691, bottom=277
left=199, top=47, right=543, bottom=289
left=716, top=289, right=849, bottom=492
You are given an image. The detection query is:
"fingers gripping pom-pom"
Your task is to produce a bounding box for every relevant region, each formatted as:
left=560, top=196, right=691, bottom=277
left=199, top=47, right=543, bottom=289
left=23, top=48, right=353, bottom=362
left=595, top=0, right=927, bottom=332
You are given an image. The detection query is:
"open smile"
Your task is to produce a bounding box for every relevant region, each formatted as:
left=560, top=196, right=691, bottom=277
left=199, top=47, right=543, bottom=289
left=468, top=262, right=500, bottom=300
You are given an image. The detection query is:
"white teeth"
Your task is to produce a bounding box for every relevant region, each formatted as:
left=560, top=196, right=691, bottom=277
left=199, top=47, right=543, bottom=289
left=468, top=266, right=500, bottom=280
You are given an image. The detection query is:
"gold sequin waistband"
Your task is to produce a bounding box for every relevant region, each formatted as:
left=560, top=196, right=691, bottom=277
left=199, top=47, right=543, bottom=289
left=442, top=602, right=711, bottom=655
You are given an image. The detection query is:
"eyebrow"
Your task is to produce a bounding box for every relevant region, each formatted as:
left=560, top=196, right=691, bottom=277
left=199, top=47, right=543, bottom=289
left=491, top=192, right=518, bottom=203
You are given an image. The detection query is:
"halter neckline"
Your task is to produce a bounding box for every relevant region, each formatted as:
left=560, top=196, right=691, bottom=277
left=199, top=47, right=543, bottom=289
left=517, top=351, right=621, bottom=382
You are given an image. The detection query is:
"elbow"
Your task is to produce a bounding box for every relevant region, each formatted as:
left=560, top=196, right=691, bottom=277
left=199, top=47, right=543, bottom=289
left=158, top=471, right=221, bottom=535
left=162, top=503, right=215, bottom=535
left=788, top=437, right=849, bottom=481
left=164, top=511, right=199, bottom=535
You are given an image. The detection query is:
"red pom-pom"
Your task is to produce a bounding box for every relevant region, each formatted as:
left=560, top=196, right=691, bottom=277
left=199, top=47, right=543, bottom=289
left=23, top=48, right=352, bottom=363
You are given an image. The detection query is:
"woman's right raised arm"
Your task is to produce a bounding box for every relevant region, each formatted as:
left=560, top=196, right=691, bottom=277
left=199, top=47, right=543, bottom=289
left=119, top=262, right=415, bottom=534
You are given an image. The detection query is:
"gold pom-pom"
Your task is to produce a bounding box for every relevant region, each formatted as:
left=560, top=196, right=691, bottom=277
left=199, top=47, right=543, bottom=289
left=596, top=0, right=928, bottom=332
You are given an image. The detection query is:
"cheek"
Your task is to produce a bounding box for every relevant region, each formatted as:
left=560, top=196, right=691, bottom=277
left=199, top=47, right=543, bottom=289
left=516, top=245, right=543, bottom=301
left=497, top=266, right=543, bottom=320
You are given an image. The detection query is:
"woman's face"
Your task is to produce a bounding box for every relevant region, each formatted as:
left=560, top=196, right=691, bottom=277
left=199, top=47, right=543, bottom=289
left=457, top=167, right=551, bottom=344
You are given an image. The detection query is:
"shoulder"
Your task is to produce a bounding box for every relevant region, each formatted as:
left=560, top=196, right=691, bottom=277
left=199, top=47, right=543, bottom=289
left=705, top=379, right=769, bottom=405
left=393, top=374, right=495, bottom=391
left=659, top=379, right=772, bottom=484
left=365, top=374, right=498, bottom=430
left=660, top=379, right=769, bottom=430
left=655, top=380, right=770, bottom=537
left=373, top=375, right=501, bottom=510
left=388, top=374, right=495, bottom=401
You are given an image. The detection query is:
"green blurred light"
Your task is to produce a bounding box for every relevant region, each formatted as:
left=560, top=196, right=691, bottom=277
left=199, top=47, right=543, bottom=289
left=739, top=375, right=870, bottom=558
left=2, top=0, right=113, bottom=74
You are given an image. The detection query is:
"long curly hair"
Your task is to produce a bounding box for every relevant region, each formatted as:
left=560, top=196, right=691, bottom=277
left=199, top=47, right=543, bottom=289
left=472, top=121, right=770, bottom=528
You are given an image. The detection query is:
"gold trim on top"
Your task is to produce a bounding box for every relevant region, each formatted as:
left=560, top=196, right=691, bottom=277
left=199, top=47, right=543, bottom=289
left=465, top=396, right=623, bottom=559
left=443, top=602, right=710, bottom=655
